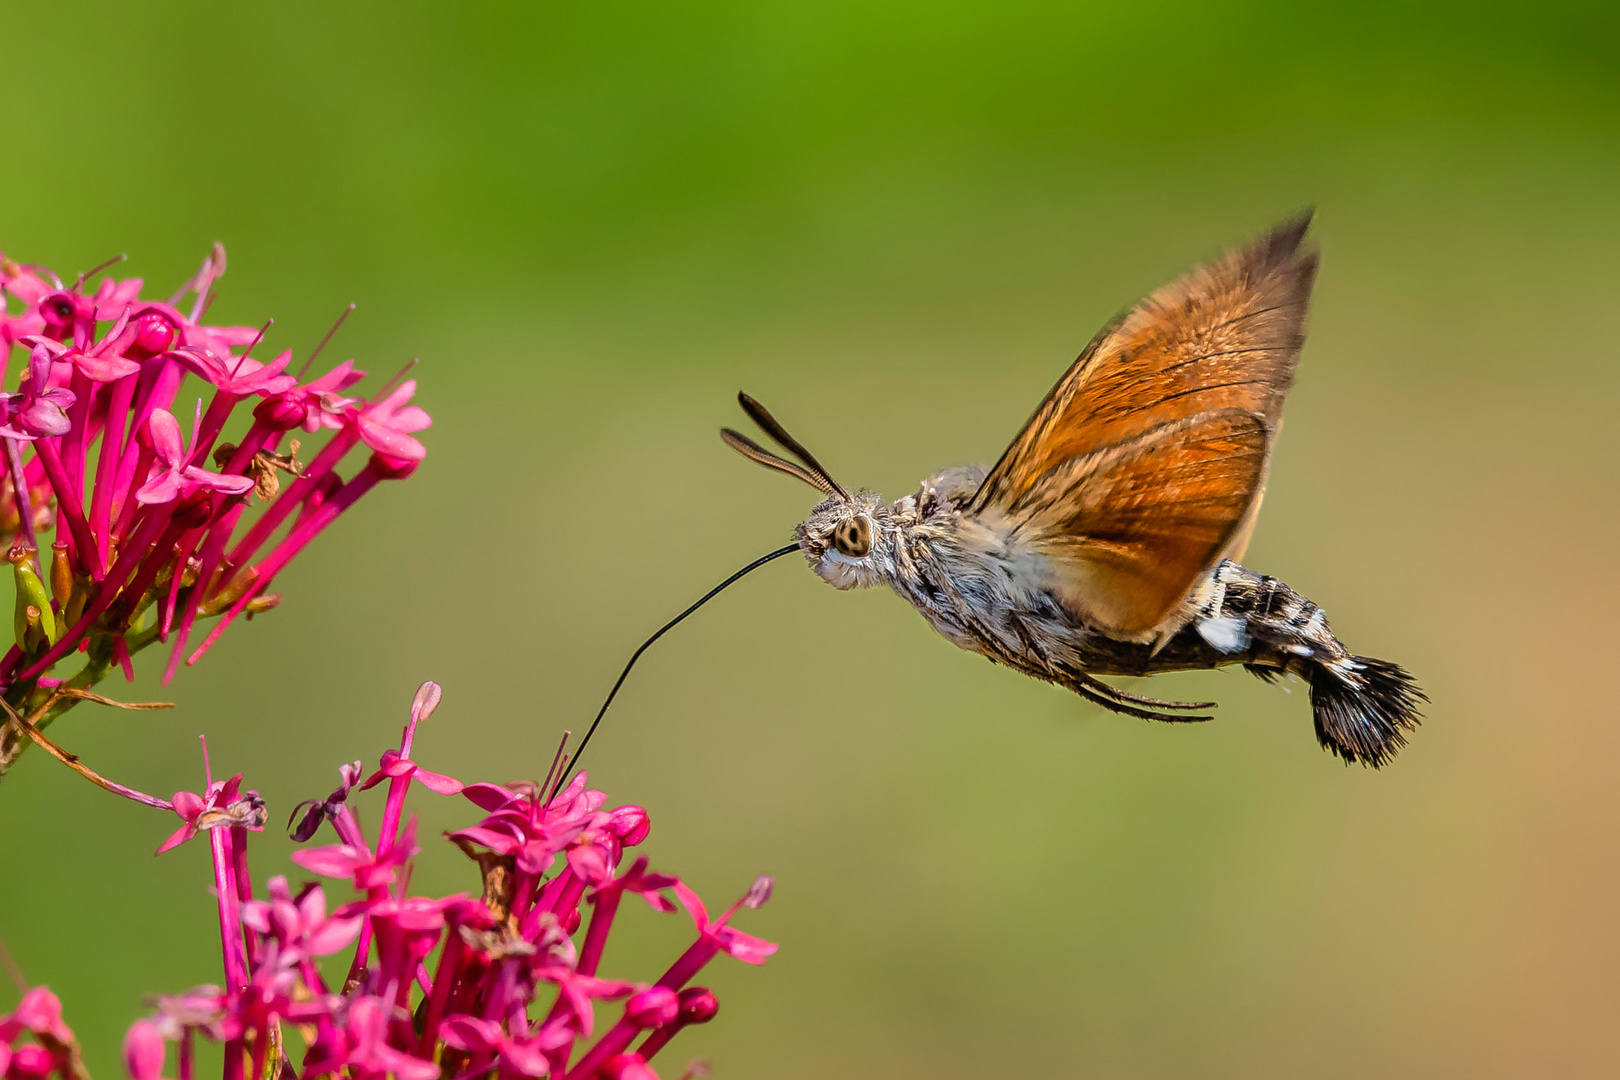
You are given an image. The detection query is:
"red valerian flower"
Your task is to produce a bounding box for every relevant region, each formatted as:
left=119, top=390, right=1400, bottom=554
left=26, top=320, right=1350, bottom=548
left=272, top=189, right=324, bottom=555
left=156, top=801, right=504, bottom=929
left=135, top=409, right=255, bottom=506
left=356, top=379, right=430, bottom=463
left=109, top=682, right=774, bottom=1080
left=0, top=242, right=431, bottom=781
left=155, top=773, right=267, bottom=856
left=0, top=986, right=84, bottom=1080
left=0, top=344, right=76, bottom=439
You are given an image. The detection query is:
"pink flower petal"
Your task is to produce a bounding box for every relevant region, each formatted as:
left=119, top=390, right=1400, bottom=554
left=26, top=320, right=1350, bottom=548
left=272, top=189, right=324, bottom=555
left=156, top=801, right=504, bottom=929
left=305, top=913, right=364, bottom=956
left=289, top=845, right=366, bottom=878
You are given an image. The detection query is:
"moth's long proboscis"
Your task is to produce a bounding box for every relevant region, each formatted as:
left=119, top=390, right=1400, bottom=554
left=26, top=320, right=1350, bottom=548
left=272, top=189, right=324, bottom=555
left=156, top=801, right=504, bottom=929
left=548, top=541, right=802, bottom=803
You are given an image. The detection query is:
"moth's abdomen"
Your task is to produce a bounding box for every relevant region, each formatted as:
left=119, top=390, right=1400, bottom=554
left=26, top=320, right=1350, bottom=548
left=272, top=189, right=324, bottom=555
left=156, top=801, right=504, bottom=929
left=1206, top=562, right=1426, bottom=767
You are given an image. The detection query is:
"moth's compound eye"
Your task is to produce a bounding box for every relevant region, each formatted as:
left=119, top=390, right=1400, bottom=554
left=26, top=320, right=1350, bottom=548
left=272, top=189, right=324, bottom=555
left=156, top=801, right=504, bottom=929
left=832, top=514, right=872, bottom=557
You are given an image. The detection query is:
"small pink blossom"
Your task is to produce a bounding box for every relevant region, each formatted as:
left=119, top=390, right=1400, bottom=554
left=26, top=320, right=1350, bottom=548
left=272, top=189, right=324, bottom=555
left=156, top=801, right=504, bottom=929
left=240, top=877, right=363, bottom=958
left=0, top=344, right=77, bottom=439
left=155, top=774, right=267, bottom=855
left=169, top=345, right=297, bottom=396
left=113, top=688, right=772, bottom=1080
left=672, top=877, right=779, bottom=966
left=290, top=816, right=416, bottom=890
left=91, top=276, right=146, bottom=323
left=302, top=998, right=439, bottom=1080
left=439, top=1015, right=569, bottom=1078
left=356, top=379, right=430, bottom=463
left=359, top=749, right=465, bottom=797
left=135, top=408, right=254, bottom=506
left=0, top=242, right=430, bottom=706
left=0, top=987, right=74, bottom=1045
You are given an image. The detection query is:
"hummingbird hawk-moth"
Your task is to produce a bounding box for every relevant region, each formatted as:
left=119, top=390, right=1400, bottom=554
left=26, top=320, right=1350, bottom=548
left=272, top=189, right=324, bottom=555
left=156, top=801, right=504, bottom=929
left=721, top=213, right=1424, bottom=766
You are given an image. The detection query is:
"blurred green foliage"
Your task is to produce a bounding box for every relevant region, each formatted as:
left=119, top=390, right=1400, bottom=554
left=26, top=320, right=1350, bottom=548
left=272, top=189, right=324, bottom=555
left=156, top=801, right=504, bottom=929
left=2, top=2, right=1618, bottom=1077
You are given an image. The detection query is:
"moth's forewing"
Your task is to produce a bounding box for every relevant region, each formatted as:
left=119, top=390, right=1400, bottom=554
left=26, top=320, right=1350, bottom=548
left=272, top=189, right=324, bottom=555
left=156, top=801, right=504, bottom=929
left=972, top=213, right=1315, bottom=514
left=1005, top=409, right=1270, bottom=636
left=970, top=214, right=1317, bottom=636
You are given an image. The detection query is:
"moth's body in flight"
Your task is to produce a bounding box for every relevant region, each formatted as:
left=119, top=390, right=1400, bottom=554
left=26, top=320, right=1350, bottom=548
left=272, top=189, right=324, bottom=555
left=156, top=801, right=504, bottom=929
left=724, top=214, right=1423, bottom=765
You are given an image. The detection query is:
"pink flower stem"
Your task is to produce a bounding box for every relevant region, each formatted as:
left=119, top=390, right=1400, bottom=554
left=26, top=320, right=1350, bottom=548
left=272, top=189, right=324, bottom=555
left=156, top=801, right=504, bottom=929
left=62, top=370, right=92, bottom=497
left=232, top=824, right=260, bottom=969
left=533, top=872, right=566, bottom=914
left=376, top=724, right=421, bottom=859
left=162, top=502, right=249, bottom=684
left=562, top=938, right=721, bottom=1080
left=418, top=930, right=464, bottom=1056
left=539, top=885, right=623, bottom=1065
left=116, top=517, right=197, bottom=631
left=561, top=1018, right=640, bottom=1080
left=508, top=869, right=536, bottom=924
left=549, top=871, right=587, bottom=919
left=189, top=462, right=382, bottom=665
left=185, top=389, right=242, bottom=469
left=178, top=1031, right=193, bottom=1080
left=634, top=1017, right=691, bottom=1064
left=479, top=960, right=523, bottom=1023
left=109, top=443, right=156, bottom=546
left=160, top=528, right=205, bottom=639
left=225, top=429, right=359, bottom=569
left=576, top=888, right=623, bottom=977
left=330, top=803, right=371, bottom=852
left=247, top=1020, right=268, bottom=1080
left=655, top=939, right=721, bottom=992
left=33, top=438, right=102, bottom=579
left=113, top=358, right=176, bottom=500
left=210, top=826, right=248, bottom=1080
left=89, top=373, right=138, bottom=567
left=16, top=510, right=168, bottom=682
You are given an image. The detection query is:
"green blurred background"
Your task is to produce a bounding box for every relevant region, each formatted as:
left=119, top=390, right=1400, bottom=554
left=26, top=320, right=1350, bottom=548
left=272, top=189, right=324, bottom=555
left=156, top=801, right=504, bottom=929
left=3, top=1, right=1618, bottom=1076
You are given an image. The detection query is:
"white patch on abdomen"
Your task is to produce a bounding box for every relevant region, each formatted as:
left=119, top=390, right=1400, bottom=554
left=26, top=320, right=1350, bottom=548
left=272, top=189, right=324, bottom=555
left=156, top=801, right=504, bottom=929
left=1197, top=615, right=1251, bottom=653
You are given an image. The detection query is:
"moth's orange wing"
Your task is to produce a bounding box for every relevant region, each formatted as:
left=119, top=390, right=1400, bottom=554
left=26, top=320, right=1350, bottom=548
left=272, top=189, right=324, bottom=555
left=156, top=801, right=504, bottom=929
left=969, top=214, right=1316, bottom=635
left=1004, top=410, right=1272, bottom=636
left=971, top=213, right=1316, bottom=525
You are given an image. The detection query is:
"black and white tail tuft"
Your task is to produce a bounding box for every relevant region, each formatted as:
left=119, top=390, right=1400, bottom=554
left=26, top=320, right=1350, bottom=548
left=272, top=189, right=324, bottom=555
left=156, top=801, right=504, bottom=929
left=1308, top=656, right=1426, bottom=768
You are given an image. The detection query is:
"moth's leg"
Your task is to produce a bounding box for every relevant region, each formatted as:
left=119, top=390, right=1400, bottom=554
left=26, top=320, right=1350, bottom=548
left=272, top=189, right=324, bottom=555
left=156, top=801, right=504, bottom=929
left=1075, top=670, right=1216, bottom=712
left=1067, top=671, right=1214, bottom=723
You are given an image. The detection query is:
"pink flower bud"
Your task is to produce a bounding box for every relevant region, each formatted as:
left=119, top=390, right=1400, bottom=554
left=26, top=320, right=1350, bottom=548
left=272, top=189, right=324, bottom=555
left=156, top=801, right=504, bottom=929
left=678, top=987, right=719, bottom=1024
left=561, top=907, right=582, bottom=934
left=410, top=680, right=442, bottom=724
left=6, top=1044, right=55, bottom=1080
left=253, top=393, right=308, bottom=430
left=123, top=1019, right=167, bottom=1080
left=625, top=986, right=678, bottom=1028
left=609, top=805, right=651, bottom=846
left=171, top=492, right=214, bottom=529
left=602, top=1053, right=658, bottom=1080
left=743, top=875, right=773, bottom=909
left=368, top=453, right=419, bottom=480
left=129, top=312, right=177, bottom=359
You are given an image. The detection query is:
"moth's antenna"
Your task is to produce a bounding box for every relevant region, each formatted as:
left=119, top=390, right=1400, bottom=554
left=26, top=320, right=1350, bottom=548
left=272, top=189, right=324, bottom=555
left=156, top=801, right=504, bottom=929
left=720, top=428, right=835, bottom=494
left=549, top=541, right=802, bottom=803
left=737, top=393, right=850, bottom=500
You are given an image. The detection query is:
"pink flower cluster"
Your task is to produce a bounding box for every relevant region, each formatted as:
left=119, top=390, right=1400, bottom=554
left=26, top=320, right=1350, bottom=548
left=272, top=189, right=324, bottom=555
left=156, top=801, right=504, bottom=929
left=0, top=246, right=429, bottom=767
left=0, top=988, right=83, bottom=1080
left=115, top=682, right=774, bottom=1080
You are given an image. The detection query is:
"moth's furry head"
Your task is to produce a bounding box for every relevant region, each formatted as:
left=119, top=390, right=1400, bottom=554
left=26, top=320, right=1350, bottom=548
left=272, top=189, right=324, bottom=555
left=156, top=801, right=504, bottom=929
left=794, top=490, right=895, bottom=590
